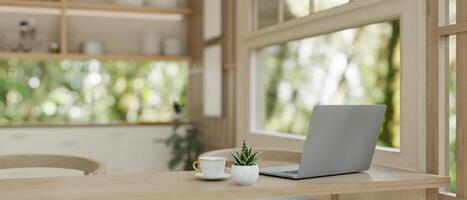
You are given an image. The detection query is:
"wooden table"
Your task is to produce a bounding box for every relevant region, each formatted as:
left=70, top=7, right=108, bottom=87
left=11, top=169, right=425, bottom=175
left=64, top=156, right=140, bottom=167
left=0, top=165, right=448, bottom=200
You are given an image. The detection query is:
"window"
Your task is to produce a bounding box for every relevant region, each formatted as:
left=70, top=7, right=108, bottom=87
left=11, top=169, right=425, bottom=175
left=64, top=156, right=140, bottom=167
left=256, top=0, right=279, bottom=29
left=448, top=35, right=456, bottom=193
left=428, top=0, right=467, bottom=198
left=255, top=0, right=352, bottom=30
left=239, top=0, right=424, bottom=170
left=284, top=0, right=311, bottom=21
left=449, top=0, right=456, bottom=25
left=252, top=20, right=401, bottom=148
left=0, top=59, right=188, bottom=125
left=314, top=0, right=348, bottom=12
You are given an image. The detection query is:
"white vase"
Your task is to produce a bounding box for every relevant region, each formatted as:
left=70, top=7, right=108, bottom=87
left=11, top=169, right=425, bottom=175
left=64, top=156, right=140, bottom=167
left=230, top=165, right=259, bottom=186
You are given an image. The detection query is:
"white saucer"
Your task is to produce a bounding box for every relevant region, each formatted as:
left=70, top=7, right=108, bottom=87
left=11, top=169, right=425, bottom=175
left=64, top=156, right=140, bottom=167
left=195, top=173, right=231, bottom=180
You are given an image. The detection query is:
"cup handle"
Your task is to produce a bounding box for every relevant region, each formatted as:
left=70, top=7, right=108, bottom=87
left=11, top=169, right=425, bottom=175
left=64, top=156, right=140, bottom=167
left=192, top=160, right=200, bottom=172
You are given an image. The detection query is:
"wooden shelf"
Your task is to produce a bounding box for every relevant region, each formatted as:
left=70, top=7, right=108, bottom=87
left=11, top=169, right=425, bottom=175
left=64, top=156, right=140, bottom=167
left=66, top=53, right=191, bottom=62
left=67, top=2, right=191, bottom=16
left=0, top=1, right=190, bottom=61
left=0, top=52, right=63, bottom=60
left=0, top=52, right=190, bottom=62
left=0, top=121, right=193, bottom=128
left=0, top=0, right=191, bottom=20
left=0, top=0, right=63, bottom=9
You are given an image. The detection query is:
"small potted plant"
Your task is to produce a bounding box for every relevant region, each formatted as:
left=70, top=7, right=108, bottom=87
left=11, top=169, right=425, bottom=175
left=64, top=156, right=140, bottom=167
left=231, top=141, right=260, bottom=185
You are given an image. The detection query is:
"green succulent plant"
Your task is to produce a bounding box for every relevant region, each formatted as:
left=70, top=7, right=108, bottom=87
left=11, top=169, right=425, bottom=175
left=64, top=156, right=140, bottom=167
left=232, top=141, right=260, bottom=166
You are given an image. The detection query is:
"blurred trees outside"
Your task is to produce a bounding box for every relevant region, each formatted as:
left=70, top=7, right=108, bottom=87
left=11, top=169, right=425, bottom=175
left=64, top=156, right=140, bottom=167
left=447, top=0, right=457, bottom=194
left=448, top=35, right=457, bottom=193
left=258, top=0, right=349, bottom=29
left=0, top=59, right=188, bottom=125
left=257, top=20, right=401, bottom=148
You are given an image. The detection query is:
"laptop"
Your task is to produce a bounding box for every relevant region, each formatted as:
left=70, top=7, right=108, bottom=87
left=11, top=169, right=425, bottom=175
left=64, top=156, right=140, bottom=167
left=259, top=105, right=387, bottom=179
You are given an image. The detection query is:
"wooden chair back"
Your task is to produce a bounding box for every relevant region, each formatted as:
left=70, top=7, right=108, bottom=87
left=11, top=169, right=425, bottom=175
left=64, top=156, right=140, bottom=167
left=0, top=154, right=105, bottom=176
left=200, top=148, right=302, bottom=167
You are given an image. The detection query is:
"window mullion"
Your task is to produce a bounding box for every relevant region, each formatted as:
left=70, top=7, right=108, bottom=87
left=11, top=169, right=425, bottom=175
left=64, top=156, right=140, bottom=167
left=310, top=0, right=315, bottom=14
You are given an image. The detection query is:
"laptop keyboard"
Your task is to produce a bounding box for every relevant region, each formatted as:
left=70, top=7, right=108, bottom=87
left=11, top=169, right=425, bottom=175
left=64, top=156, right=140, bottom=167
left=281, top=170, right=299, bottom=174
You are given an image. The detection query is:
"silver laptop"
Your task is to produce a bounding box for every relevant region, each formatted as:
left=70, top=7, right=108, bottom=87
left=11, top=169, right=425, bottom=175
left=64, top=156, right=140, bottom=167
left=259, top=105, right=387, bottom=179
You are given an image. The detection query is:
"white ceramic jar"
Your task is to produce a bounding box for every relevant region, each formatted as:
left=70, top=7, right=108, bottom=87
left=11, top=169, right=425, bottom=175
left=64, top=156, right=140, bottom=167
left=141, top=28, right=161, bottom=55
left=230, top=165, right=259, bottom=186
left=147, top=0, right=178, bottom=7
left=163, top=38, right=183, bottom=56
left=83, top=41, right=104, bottom=55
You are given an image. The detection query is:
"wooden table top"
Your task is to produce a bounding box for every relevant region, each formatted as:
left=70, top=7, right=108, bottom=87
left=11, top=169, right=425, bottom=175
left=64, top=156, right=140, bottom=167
left=0, top=165, right=449, bottom=200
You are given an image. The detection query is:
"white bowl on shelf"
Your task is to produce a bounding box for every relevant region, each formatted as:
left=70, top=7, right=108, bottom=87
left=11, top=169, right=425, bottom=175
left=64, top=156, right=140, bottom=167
left=147, top=0, right=178, bottom=7
left=114, top=0, right=144, bottom=6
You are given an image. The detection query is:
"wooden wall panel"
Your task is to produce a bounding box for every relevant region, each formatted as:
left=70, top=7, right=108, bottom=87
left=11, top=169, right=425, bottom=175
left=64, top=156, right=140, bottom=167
left=187, top=0, right=236, bottom=151
left=426, top=0, right=440, bottom=199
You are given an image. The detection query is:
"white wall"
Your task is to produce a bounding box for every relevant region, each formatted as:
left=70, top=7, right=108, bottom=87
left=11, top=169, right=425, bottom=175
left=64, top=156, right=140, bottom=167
left=0, top=125, right=182, bottom=178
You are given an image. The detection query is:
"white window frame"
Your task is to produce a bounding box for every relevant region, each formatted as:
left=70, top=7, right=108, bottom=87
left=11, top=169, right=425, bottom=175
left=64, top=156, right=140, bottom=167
left=236, top=0, right=427, bottom=171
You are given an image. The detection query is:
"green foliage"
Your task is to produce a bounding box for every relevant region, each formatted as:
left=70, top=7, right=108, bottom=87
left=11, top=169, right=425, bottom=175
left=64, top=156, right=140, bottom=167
left=232, top=141, right=260, bottom=166
left=376, top=20, right=400, bottom=147
left=0, top=59, right=188, bottom=125
left=162, top=102, right=204, bottom=170
left=448, top=35, right=457, bottom=193
left=258, top=20, right=401, bottom=148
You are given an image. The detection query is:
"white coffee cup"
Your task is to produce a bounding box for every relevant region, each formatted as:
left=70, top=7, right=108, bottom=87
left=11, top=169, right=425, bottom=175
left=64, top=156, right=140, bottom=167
left=192, top=156, right=226, bottom=178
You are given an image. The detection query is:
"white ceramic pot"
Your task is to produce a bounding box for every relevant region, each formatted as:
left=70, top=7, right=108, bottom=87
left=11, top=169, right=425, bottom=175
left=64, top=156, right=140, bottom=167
left=230, top=165, right=259, bottom=186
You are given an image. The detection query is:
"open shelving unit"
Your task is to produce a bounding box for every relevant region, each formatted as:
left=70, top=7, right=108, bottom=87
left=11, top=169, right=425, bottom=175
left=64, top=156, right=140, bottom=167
left=0, top=0, right=191, bottom=62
